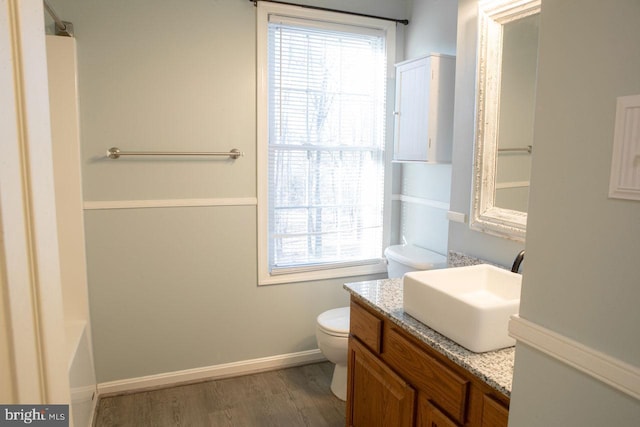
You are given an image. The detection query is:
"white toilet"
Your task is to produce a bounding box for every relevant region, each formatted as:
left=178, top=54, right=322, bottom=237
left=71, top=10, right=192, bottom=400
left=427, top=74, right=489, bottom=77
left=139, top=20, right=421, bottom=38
left=315, top=244, right=447, bottom=401
left=315, top=307, right=350, bottom=400
left=384, top=244, right=447, bottom=279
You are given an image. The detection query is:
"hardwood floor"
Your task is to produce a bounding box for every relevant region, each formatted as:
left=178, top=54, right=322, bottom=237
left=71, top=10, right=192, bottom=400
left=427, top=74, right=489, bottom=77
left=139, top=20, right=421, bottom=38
left=93, top=362, right=346, bottom=427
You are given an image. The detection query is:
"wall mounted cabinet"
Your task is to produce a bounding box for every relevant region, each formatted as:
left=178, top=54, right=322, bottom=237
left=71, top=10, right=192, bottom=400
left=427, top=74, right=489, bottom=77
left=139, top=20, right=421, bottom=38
left=393, top=54, right=456, bottom=163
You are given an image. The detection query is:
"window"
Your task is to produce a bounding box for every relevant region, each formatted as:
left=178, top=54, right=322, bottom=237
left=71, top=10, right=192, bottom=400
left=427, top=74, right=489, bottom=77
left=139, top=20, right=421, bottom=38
left=257, top=2, right=395, bottom=284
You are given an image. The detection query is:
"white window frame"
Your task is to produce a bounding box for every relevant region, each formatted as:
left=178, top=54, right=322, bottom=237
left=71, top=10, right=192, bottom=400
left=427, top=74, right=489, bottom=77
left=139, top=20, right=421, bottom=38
left=256, top=2, right=396, bottom=285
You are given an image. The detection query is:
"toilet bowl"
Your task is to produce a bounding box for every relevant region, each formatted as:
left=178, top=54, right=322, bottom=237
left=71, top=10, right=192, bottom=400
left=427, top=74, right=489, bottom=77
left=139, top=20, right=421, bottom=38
left=315, top=307, right=350, bottom=401
left=316, top=244, right=446, bottom=400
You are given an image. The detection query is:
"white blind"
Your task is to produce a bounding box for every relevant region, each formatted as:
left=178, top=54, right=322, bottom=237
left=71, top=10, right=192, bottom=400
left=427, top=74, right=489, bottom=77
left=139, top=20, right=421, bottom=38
left=267, top=16, right=387, bottom=273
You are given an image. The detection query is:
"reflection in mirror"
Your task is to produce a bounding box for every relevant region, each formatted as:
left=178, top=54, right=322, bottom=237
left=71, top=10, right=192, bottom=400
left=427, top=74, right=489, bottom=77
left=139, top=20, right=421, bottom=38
left=471, top=0, right=540, bottom=241
left=495, top=13, right=539, bottom=212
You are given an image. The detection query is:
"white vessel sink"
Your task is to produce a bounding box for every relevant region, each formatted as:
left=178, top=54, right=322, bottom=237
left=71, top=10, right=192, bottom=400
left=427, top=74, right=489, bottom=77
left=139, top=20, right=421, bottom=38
left=403, top=264, right=521, bottom=353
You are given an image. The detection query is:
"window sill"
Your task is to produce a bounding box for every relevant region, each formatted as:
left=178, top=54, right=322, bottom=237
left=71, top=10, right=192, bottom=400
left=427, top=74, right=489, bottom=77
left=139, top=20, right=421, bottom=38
left=258, top=261, right=388, bottom=286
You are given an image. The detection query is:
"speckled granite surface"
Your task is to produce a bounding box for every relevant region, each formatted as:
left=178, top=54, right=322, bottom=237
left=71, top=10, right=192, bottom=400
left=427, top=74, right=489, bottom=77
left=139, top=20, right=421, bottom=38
left=344, top=278, right=515, bottom=397
left=448, top=251, right=503, bottom=268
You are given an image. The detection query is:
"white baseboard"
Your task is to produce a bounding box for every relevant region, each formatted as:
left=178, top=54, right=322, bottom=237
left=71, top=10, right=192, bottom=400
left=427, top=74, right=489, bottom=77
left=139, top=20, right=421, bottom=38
left=509, top=315, right=640, bottom=400
left=97, top=349, right=326, bottom=396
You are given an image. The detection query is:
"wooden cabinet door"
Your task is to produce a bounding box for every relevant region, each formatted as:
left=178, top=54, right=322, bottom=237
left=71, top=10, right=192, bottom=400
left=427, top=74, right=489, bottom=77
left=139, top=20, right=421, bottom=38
left=417, top=395, right=460, bottom=427
left=383, top=327, right=468, bottom=424
left=481, top=394, right=509, bottom=427
left=347, top=337, right=415, bottom=427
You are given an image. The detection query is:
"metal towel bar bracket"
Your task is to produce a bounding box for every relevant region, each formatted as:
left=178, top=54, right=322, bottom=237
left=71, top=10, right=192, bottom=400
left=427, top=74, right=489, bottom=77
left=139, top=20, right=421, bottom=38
left=107, top=147, right=243, bottom=160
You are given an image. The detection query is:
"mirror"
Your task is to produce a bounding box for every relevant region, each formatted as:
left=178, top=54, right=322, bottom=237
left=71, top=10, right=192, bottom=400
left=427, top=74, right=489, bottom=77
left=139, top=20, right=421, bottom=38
left=471, top=0, right=540, bottom=241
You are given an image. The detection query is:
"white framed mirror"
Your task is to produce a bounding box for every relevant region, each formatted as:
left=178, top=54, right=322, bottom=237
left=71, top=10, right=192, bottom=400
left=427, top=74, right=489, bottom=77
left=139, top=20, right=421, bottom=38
left=471, top=0, right=540, bottom=241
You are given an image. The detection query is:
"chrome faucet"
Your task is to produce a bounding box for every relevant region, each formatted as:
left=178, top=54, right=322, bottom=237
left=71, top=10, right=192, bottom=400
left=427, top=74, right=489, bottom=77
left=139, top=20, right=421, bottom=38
left=511, top=250, right=525, bottom=273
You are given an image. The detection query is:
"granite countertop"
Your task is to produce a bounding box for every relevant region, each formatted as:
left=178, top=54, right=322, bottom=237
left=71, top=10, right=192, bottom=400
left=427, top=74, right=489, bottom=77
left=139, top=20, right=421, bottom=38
left=344, top=278, right=515, bottom=397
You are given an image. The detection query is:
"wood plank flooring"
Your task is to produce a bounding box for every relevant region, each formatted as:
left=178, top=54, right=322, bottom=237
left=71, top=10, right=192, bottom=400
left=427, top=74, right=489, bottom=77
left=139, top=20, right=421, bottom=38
left=94, top=362, right=346, bottom=427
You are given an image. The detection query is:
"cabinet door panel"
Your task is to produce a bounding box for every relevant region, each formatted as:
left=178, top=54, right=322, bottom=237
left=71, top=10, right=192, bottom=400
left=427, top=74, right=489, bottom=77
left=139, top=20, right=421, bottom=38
left=481, top=394, right=509, bottom=427
left=394, top=57, right=430, bottom=161
left=384, top=327, right=468, bottom=424
left=393, top=54, right=455, bottom=162
left=347, top=337, right=415, bottom=427
left=417, top=396, right=460, bottom=427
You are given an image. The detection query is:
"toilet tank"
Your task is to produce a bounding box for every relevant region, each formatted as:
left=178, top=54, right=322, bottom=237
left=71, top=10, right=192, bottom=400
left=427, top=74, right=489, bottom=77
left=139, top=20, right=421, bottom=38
left=384, top=244, right=447, bottom=278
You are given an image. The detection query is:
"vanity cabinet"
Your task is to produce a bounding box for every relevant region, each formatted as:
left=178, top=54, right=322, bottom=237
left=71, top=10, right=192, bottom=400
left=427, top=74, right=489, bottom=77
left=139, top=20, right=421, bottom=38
left=393, top=54, right=455, bottom=162
left=347, top=299, right=510, bottom=427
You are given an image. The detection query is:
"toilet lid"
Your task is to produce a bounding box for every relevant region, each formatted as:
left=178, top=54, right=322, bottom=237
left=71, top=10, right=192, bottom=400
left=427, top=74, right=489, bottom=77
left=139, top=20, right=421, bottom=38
left=384, top=244, right=447, bottom=270
left=317, top=307, right=350, bottom=336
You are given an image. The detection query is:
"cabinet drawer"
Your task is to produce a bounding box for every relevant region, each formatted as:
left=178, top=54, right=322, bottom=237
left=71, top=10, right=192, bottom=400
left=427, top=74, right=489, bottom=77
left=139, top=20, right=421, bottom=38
left=350, top=301, right=382, bottom=354
left=383, top=327, right=469, bottom=424
left=481, top=394, right=509, bottom=427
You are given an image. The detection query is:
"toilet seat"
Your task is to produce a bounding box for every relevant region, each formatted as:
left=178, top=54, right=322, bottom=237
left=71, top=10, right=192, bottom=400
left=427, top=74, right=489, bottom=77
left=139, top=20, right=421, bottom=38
left=317, top=307, right=350, bottom=337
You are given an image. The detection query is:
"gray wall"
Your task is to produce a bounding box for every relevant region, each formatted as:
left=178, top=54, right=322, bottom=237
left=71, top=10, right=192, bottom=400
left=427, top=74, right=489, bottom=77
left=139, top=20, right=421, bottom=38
left=398, top=0, right=458, bottom=255
left=405, top=0, right=458, bottom=58
left=509, top=0, right=640, bottom=424
left=54, top=0, right=408, bottom=383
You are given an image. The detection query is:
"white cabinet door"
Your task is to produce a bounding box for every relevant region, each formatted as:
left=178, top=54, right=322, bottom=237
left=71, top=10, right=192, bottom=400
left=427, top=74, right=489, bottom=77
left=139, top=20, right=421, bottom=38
left=393, top=54, right=455, bottom=163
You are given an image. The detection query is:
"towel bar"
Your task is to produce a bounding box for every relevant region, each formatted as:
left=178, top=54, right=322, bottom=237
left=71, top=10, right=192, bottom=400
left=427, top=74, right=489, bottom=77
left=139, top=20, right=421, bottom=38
left=106, top=147, right=243, bottom=160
